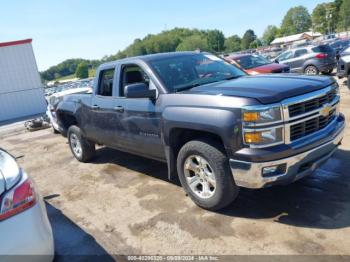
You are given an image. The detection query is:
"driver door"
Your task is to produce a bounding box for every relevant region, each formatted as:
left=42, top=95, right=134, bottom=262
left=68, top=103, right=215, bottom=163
left=118, top=63, right=164, bottom=160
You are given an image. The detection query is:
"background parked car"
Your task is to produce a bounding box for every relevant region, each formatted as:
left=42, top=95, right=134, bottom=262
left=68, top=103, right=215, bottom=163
left=0, top=149, right=54, bottom=261
left=225, top=53, right=290, bottom=74
left=337, top=54, right=350, bottom=88
left=338, top=45, right=350, bottom=59
left=274, top=44, right=336, bottom=75
left=330, top=39, right=350, bottom=58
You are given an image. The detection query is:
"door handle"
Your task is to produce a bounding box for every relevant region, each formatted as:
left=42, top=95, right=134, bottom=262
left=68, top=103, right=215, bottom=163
left=113, top=106, right=124, bottom=113
left=91, top=105, right=100, bottom=110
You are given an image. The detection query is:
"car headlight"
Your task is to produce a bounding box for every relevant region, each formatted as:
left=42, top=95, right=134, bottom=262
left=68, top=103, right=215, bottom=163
left=242, top=105, right=284, bottom=147
left=243, top=105, right=282, bottom=124
left=244, top=127, right=284, bottom=146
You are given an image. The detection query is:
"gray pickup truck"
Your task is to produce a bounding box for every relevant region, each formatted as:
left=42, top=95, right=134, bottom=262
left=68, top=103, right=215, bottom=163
left=56, top=52, right=345, bottom=210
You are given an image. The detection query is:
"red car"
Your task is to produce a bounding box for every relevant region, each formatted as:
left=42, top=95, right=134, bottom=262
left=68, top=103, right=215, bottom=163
left=225, top=53, right=290, bottom=75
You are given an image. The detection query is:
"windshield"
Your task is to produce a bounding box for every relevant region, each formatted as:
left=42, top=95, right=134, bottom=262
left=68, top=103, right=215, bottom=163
left=148, top=53, right=246, bottom=92
left=233, top=54, right=272, bottom=69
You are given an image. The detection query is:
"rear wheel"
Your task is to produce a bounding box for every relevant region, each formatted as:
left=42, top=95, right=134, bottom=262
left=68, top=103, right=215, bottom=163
left=67, top=125, right=95, bottom=162
left=177, top=139, right=239, bottom=211
left=304, top=65, right=319, bottom=75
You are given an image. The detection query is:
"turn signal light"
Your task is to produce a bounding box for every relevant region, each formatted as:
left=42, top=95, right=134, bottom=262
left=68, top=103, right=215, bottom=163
left=244, top=132, right=262, bottom=143
left=243, top=112, right=260, bottom=122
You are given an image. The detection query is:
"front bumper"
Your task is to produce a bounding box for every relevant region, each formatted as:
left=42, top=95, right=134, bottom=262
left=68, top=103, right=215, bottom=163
left=230, top=116, right=345, bottom=189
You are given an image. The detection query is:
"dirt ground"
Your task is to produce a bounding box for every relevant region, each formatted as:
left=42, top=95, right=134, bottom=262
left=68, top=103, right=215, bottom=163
left=1, top=78, right=350, bottom=257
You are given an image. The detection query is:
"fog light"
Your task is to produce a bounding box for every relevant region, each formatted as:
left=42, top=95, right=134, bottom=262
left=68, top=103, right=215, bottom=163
left=262, top=164, right=287, bottom=177
left=262, top=166, right=279, bottom=175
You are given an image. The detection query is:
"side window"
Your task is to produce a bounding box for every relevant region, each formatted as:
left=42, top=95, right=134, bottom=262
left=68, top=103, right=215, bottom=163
left=120, top=64, right=151, bottom=97
left=98, top=69, right=115, bottom=96
left=279, top=51, right=293, bottom=61
left=294, top=49, right=308, bottom=58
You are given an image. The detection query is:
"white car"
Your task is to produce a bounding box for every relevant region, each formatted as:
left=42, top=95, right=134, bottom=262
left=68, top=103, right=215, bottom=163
left=0, top=149, right=54, bottom=261
left=46, top=87, right=92, bottom=133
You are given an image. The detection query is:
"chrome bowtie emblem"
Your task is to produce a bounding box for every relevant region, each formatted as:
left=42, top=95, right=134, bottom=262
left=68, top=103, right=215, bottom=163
left=320, top=105, right=331, bottom=117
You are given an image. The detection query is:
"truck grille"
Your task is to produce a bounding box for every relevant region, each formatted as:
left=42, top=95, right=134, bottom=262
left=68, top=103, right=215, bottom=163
left=288, top=89, right=337, bottom=118
left=290, top=108, right=336, bottom=141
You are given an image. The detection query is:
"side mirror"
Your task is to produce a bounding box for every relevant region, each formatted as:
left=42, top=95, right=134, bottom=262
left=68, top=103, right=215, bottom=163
left=274, top=58, right=279, bottom=63
left=125, top=83, right=156, bottom=99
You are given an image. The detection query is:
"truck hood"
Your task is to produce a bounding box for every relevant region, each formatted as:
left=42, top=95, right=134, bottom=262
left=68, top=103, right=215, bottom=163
left=0, top=150, right=21, bottom=195
left=183, top=74, right=335, bottom=104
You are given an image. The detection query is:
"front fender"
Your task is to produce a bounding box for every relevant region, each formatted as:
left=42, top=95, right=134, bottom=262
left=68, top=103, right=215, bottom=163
left=162, top=106, right=241, bottom=152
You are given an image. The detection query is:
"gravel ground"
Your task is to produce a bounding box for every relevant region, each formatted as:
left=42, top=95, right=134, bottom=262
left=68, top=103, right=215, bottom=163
left=1, top=77, right=350, bottom=258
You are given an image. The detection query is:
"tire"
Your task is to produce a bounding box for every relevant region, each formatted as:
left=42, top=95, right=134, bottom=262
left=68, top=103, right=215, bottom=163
left=67, top=125, right=95, bottom=162
left=304, top=65, right=319, bottom=75
left=176, top=139, right=239, bottom=211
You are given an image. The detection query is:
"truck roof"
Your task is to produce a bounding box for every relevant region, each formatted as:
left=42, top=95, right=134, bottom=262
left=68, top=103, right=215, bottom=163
left=100, top=51, right=200, bottom=68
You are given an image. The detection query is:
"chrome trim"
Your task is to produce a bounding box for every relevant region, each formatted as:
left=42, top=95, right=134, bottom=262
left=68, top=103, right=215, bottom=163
left=230, top=122, right=345, bottom=189
left=281, top=84, right=338, bottom=122
left=284, top=96, right=339, bottom=123
left=282, top=84, right=337, bottom=108
left=241, top=84, right=339, bottom=148
left=285, top=111, right=338, bottom=144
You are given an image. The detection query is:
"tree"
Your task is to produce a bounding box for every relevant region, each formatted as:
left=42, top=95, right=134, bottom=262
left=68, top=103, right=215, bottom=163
left=249, top=39, right=262, bottom=49
left=206, top=30, right=225, bottom=52
left=75, top=62, right=89, bottom=79
left=241, top=29, right=256, bottom=50
left=176, top=35, right=209, bottom=51
left=224, top=35, right=241, bottom=52
left=280, top=6, right=312, bottom=35
left=312, top=3, right=337, bottom=34
left=262, top=25, right=279, bottom=45
left=338, top=0, right=350, bottom=32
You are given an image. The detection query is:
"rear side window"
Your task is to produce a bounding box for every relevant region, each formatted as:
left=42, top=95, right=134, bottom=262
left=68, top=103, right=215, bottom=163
left=312, top=45, right=333, bottom=53
left=278, top=51, right=293, bottom=61
left=98, top=69, right=115, bottom=96
left=294, top=49, right=308, bottom=58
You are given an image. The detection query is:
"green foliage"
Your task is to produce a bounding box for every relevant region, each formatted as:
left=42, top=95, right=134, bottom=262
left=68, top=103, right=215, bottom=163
left=312, top=3, right=337, bottom=34
left=224, top=35, right=241, bottom=52
left=338, top=0, right=350, bottom=31
left=241, top=29, right=256, bottom=50
left=262, top=25, right=279, bottom=45
left=206, top=29, right=225, bottom=52
left=176, top=35, right=209, bottom=51
left=75, top=62, right=89, bottom=79
left=249, top=39, right=262, bottom=49
left=280, top=6, right=312, bottom=35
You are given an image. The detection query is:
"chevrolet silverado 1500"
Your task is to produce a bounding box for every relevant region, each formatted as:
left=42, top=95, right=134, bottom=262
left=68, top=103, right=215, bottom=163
left=56, top=52, right=345, bottom=210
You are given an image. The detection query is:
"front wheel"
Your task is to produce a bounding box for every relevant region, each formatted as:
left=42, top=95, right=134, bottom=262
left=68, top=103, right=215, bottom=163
left=67, top=125, right=95, bottom=162
left=304, top=65, right=319, bottom=75
left=177, top=139, right=239, bottom=211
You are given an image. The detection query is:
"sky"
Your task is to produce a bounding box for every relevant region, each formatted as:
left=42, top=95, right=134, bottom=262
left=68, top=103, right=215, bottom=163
left=0, top=0, right=331, bottom=71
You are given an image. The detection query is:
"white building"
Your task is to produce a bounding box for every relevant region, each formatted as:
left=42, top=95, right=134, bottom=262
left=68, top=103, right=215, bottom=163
left=0, top=39, right=46, bottom=123
left=271, top=32, right=322, bottom=46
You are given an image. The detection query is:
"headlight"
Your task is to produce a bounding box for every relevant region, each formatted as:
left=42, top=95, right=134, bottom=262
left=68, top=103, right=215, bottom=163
left=244, top=127, right=284, bottom=146
left=243, top=105, right=282, bottom=124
